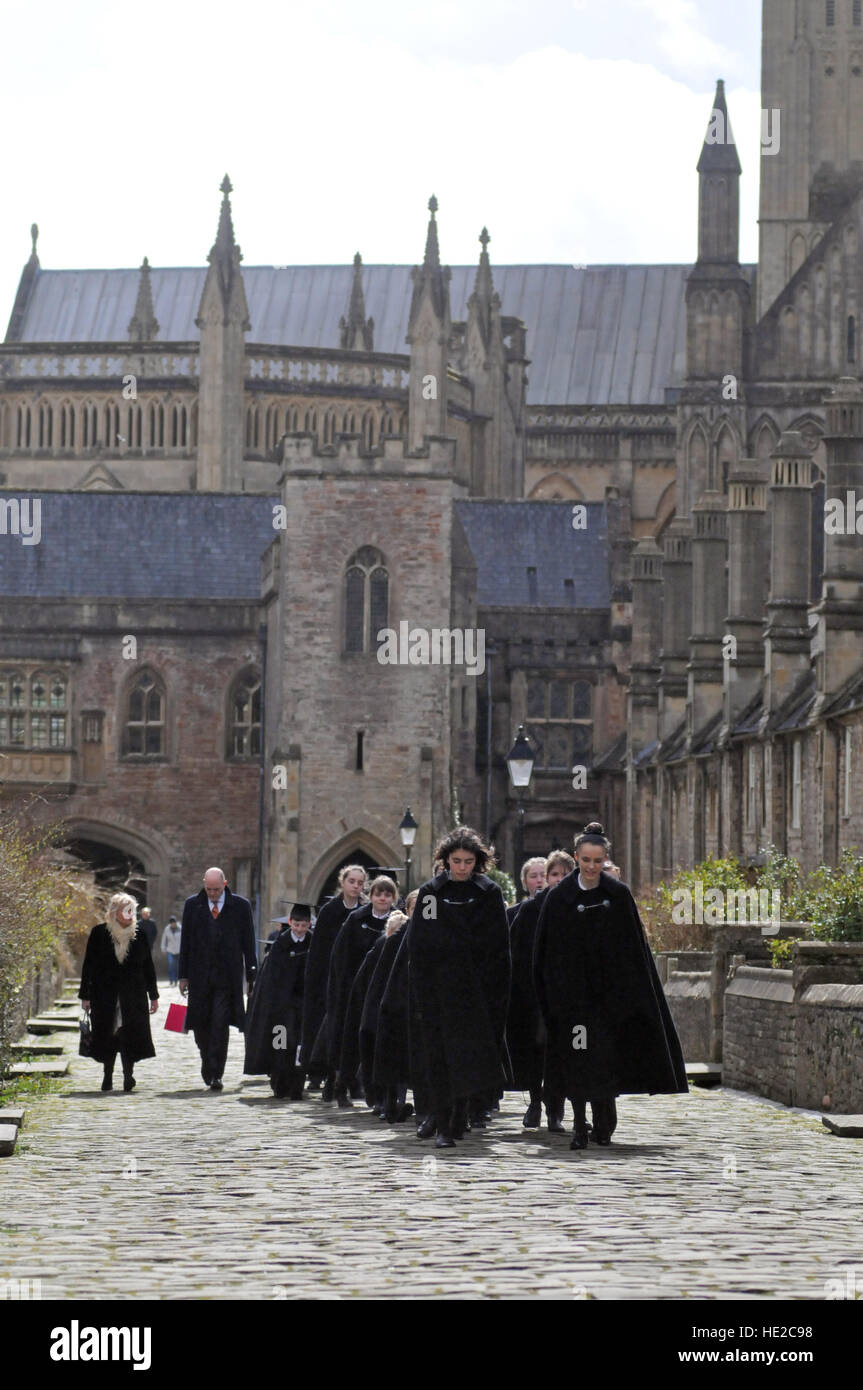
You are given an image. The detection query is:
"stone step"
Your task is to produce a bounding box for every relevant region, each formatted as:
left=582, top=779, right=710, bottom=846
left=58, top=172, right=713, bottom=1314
left=821, top=1114, right=863, bottom=1138
left=0, top=1124, right=19, bottom=1157
left=52, top=999, right=78, bottom=1010
left=26, top=1017, right=79, bottom=1034
left=7, top=1059, right=69, bottom=1078
left=686, top=1062, right=723, bottom=1087
left=0, top=1108, right=25, bottom=1128
left=10, top=1042, right=65, bottom=1057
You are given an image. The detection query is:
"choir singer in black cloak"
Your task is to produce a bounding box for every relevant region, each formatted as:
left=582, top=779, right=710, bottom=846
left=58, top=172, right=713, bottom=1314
left=244, top=904, right=312, bottom=1098
left=301, top=864, right=367, bottom=1099
left=507, top=849, right=574, bottom=1133
left=328, top=875, right=398, bottom=1107
left=408, top=827, right=510, bottom=1149
left=533, top=823, right=687, bottom=1150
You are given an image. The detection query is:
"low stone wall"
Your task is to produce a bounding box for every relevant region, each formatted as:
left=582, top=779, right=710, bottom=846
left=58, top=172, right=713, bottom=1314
left=5, top=953, right=68, bottom=1052
left=723, top=967, right=796, bottom=1105
left=795, top=980, right=863, bottom=1113
left=663, top=971, right=711, bottom=1060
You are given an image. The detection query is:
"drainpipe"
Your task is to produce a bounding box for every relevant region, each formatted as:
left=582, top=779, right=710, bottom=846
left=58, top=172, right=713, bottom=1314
left=256, top=620, right=268, bottom=962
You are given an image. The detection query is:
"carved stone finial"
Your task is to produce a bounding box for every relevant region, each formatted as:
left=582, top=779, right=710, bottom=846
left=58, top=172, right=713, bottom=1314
left=428, top=194, right=438, bottom=215
left=221, top=174, right=233, bottom=195
left=30, top=223, right=39, bottom=257
left=128, top=256, right=160, bottom=341
left=479, top=226, right=490, bottom=250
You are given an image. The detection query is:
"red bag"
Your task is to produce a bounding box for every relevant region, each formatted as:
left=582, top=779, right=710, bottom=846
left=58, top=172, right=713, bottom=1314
left=164, top=1002, right=188, bottom=1033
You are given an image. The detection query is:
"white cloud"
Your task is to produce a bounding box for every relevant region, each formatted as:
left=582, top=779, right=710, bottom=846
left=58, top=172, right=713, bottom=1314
left=630, top=0, right=738, bottom=77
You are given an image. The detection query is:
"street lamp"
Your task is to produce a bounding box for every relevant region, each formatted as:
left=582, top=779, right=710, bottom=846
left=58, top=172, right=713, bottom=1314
left=399, top=808, right=418, bottom=897
left=506, top=725, right=535, bottom=895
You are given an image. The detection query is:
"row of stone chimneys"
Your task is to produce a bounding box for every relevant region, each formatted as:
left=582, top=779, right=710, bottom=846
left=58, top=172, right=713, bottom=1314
left=629, top=377, right=863, bottom=754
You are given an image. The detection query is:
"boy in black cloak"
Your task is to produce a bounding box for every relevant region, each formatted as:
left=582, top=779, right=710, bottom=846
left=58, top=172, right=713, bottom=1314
left=407, top=827, right=511, bottom=1149
left=507, top=850, right=574, bottom=1133
left=328, top=876, right=398, bottom=1108
left=533, top=823, right=688, bottom=1150
left=244, top=904, right=312, bottom=1098
left=301, top=864, right=367, bottom=1098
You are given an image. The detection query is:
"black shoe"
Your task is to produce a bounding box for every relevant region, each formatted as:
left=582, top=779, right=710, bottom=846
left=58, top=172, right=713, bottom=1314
left=591, top=1131, right=612, bottom=1146
left=416, top=1114, right=437, bottom=1140
left=123, top=1075, right=136, bottom=1093
left=321, top=1078, right=335, bottom=1103
left=336, top=1092, right=353, bottom=1109
left=101, top=1075, right=113, bottom=1092
left=396, top=1103, right=414, bottom=1123
left=435, top=1131, right=456, bottom=1148
left=546, top=1111, right=567, bottom=1133
left=210, top=1078, right=224, bottom=1092
left=570, top=1128, right=589, bottom=1150
left=522, top=1100, right=542, bottom=1129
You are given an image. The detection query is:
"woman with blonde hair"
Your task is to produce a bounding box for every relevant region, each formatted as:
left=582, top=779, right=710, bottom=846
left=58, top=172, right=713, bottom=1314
left=79, top=892, right=159, bottom=1092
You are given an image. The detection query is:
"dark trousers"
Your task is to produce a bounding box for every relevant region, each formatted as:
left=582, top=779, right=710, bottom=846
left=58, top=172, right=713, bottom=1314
left=271, top=1060, right=305, bottom=1099
left=570, top=1096, right=618, bottom=1136
left=103, top=1048, right=134, bottom=1078
left=193, top=986, right=232, bottom=1081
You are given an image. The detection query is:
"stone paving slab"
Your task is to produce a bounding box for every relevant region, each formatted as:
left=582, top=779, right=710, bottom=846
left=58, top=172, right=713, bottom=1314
left=0, top=998, right=861, bottom=1300
left=9, top=1043, right=65, bottom=1057
left=7, top=1060, right=69, bottom=1078
left=0, top=1109, right=25, bottom=1128
left=821, top=1114, right=863, bottom=1137
left=26, top=1017, right=79, bottom=1034
left=0, top=1124, right=19, bottom=1157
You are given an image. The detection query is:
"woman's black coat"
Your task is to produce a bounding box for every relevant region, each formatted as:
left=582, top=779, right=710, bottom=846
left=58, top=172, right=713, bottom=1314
left=78, top=924, right=158, bottom=1064
left=325, top=904, right=387, bottom=1082
left=340, top=927, right=405, bottom=1089
left=533, top=871, right=688, bottom=1101
left=506, top=890, right=547, bottom=1090
left=178, top=887, right=257, bottom=1033
left=243, top=930, right=310, bottom=1074
left=406, top=872, right=511, bottom=1112
left=300, top=895, right=363, bottom=1069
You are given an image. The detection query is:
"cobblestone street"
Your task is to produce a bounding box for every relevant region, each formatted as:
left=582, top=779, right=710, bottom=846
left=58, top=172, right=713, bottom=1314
left=1, top=991, right=860, bottom=1302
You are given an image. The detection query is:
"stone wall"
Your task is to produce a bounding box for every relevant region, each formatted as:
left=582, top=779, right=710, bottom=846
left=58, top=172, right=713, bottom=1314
left=723, top=967, right=796, bottom=1105
left=663, top=970, right=711, bottom=1061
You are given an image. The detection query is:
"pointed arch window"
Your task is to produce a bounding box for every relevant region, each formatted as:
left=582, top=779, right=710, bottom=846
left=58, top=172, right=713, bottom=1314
left=38, top=403, right=53, bottom=449
left=228, top=670, right=262, bottom=759
left=123, top=670, right=165, bottom=757
left=344, top=546, right=389, bottom=654
left=16, top=405, right=32, bottom=448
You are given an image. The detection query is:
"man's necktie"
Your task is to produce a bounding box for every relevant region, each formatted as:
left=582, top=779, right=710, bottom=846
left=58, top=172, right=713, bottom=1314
left=211, top=905, right=219, bottom=919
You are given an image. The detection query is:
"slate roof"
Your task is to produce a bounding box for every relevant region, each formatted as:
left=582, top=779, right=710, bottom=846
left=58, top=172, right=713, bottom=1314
left=0, top=492, right=277, bottom=599
left=7, top=262, right=720, bottom=406
left=455, top=500, right=609, bottom=610
left=0, top=493, right=611, bottom=610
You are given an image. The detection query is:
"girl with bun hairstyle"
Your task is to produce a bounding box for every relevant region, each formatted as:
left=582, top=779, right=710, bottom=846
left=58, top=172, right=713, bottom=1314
left=533, top=822, right=687, bottom=1151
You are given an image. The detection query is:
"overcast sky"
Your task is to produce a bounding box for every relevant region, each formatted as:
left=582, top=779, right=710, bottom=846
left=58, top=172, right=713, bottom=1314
left=1, top=0, right=763, bottom=332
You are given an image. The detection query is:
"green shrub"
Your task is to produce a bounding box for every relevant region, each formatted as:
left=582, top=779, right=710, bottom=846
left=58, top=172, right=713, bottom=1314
left=639, top=855, right=748, bottom=953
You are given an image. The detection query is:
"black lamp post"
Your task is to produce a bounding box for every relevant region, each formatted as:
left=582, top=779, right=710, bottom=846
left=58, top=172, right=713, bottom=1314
left=399, top=808, right=418, bottom=896
left=506, top=725, right=535, bottom=895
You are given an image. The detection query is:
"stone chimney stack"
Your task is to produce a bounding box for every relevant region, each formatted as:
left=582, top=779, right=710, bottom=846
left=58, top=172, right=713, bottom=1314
left=658, top=520, right=693, bottom=741
left=763, top=431, right=813, bottom=718
left=724, top=459, right=768, bottom=727
left=812, top=378, right=863, bottom=713
left=687, top=491, right=728, bottom=740
left=629, top=539, right=663, bottom=750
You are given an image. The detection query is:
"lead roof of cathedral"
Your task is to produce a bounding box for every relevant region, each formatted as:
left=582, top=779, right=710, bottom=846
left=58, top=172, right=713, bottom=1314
left=6, top=263, right=744, bottom=407
left=0, top=494, right=610, bottom=606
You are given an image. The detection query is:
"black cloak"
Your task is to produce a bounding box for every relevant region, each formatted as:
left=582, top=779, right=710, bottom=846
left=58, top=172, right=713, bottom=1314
left=78, top=924, right=158, bottom=1064
left=300, top=894, right=365, bottom=1069
left=373, top=931, right=412, bottom=1093
left=243, top=930, right=310, bottom=1074
left=340, top=927, right=406, bottom=1089
left=406, top=871, right=511, bottom=1112
left=178, top=887, right=257, bottom=1033
left=325, top=904, right=388, bottom=1080
left=505, top=890, right=548, bottom=1090
left=533, top=870, right=688, bottom=1101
